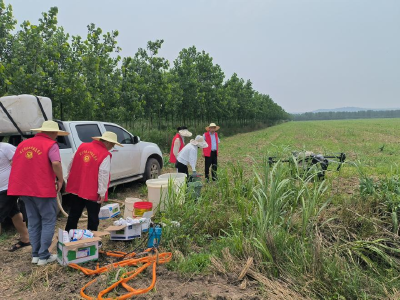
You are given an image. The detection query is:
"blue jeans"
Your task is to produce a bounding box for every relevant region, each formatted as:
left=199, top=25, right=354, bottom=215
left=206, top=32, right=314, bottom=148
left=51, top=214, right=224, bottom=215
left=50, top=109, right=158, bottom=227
left=21, top=196, right=57, bottom=260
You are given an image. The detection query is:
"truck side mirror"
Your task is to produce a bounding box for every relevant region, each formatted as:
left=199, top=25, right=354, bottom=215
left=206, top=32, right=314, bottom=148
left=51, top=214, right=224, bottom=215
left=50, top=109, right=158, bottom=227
left=133, top=136, right=140, bottom=144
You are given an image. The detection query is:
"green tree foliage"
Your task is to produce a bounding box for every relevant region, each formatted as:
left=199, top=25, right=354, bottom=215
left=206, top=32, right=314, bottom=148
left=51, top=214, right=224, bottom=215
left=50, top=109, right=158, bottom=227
left=0, top=2, right=289, bottom=131
left=0, top=0, right=16, bottom=92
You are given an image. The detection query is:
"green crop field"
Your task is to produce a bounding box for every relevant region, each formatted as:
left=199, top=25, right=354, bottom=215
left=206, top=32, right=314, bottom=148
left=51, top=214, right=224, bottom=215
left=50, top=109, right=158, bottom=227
left=161, top=118, right=400, bottom=299
left=220, top=118, right=400, bottom=176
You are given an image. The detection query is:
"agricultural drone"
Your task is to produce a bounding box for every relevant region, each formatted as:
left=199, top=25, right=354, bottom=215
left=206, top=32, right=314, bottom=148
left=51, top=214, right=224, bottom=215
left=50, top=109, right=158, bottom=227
left=268, top=151, right=346, bottom=180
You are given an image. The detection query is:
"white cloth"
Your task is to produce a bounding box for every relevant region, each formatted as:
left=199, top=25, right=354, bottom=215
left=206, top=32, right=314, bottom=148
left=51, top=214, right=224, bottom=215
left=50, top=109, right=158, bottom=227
left=173, top=138, right=181, bottom=158
left=98, top=156, right=111, bottom=197
left=177, top=144, right=199, bottom=171
left=0, top=143, right=16, bottom=191
left=67, top=153, right=111, bottom=198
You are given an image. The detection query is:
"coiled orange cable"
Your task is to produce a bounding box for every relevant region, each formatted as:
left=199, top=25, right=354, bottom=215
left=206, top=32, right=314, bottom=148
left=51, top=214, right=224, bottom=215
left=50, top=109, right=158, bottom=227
left=69, top=248, right=172, bottom=300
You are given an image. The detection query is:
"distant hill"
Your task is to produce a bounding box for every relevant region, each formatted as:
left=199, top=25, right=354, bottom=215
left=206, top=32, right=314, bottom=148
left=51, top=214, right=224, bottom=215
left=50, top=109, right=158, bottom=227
left=312, top=107, right=399, bottom=113
left=292, top=107, right=400, bottom=121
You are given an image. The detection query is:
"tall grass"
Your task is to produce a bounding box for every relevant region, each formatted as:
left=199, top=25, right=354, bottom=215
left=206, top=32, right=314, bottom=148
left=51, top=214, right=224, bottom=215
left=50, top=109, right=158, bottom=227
left=157, top=158, right=400, bottom=299
left=359, top=163, right=400, bottom=234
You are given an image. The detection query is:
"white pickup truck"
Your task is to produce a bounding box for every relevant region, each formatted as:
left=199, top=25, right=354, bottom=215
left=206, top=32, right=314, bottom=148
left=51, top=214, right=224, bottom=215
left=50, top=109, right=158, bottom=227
left=4, top=120, right=163, bottom=190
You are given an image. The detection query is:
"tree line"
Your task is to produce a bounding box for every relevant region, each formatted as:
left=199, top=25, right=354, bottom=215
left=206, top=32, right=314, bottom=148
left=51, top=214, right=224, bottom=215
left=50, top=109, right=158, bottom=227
left=292, top=110, right=400, bottom=121
left=0, top=2, right=289, bottom=132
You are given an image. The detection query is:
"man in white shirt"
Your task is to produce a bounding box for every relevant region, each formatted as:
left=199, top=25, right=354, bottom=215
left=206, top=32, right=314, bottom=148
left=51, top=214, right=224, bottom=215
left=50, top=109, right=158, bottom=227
left=176, top=136, right=208, bottom=178
left=0, top=142, right=30, bottom=251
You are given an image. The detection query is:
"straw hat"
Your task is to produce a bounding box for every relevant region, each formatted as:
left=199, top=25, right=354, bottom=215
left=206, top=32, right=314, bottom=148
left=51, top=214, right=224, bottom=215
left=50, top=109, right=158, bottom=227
left=92, top=131, right=123, bottom=147
left=31, top=120, right=69, bottom=136
left=190, top=135, right=208, bottom=148
left=205, top=122, right=220, bottom=131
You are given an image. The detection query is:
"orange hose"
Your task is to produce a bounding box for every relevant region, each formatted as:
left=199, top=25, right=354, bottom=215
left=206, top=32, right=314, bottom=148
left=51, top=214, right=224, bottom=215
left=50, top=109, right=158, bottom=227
left=80, top=278, right=98, bottom=300
left=99, top=250, right=139, bottom=259
left=69, top=248, right=172, bottom=299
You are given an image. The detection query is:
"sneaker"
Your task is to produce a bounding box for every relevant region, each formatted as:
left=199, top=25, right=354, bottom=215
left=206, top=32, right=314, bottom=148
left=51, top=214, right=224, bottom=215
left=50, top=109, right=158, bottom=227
left=37, top=254, right=57, bottom=266
left=32, top=257, right=39, bottom=264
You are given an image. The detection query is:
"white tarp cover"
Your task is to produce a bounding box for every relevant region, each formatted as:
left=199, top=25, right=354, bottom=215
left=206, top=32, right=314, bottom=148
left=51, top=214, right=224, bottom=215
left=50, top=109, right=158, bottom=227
left=0, top=94, right=52, bottom=134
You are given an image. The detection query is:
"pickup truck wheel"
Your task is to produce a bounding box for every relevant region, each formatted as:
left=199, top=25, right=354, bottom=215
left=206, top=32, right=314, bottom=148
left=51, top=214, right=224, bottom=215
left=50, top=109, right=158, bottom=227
left=144, top=158, right=160, bottom=180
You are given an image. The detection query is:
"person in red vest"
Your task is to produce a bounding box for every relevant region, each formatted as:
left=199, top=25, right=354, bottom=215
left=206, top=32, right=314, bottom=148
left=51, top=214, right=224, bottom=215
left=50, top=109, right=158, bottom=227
left=169, top=126, right=192, bottom=170
left=8, top=120, right=68, bottom=266
left=203, top=123, right=220, bottom=181
left=65, top=131, right=122, bottom=233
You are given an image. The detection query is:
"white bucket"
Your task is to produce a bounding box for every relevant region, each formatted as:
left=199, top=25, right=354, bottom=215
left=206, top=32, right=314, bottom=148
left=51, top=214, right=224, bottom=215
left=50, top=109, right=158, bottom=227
left=123, top=198, right=142, bottom=219
left=146, top=179, right=170, bottom=211
left=158, top=173, right=187, bottom=188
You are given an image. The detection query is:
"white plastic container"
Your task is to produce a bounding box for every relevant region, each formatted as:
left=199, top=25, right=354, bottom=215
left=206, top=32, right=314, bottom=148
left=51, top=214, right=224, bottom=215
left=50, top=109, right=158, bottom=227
left=146, top=179, right=170, bottom=211
left=98, top=203, right=120, bottom=220
left=158, top=173, right=187, bottom=205
left=0, top=94, right=52, bottom=134
left=124, top=198, right=142, bottom=219
left=158, top=173, right=187, bottom=188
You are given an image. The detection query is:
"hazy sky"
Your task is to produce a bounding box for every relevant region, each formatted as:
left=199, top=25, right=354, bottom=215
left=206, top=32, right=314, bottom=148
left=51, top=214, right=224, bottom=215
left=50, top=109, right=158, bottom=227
left=8, top=0, right=400, bottom=113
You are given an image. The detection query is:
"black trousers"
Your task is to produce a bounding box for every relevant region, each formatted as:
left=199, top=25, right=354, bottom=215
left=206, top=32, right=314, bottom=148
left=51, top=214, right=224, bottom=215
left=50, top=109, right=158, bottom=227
left=176, top=161, right=189, bottom=178
left=0, top=190, right=20, bottom=223
left=65, top=194, right=101, bottom=232
left=205, top=151, right=218, bottom=181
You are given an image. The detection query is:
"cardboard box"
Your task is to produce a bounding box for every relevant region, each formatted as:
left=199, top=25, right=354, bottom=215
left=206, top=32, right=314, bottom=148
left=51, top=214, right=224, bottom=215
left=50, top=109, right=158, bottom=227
left=136, top=211, right=152, bottom=232
left=99, top=203, right=121, bottom=220
left=106, top=223, right=142, bottom=240
left=56, top=229, right=109, bottom=266
left=105, top=211, right=153, bottom=241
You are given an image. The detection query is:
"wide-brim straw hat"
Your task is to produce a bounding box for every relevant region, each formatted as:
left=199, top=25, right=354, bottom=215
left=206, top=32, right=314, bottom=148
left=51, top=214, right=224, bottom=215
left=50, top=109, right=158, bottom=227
left=205, top=122, right=220, bottom=131
left=179, top=129, right=192, bottom=137
left=31, top=120, right=69, bottom=136
left=92, top=131, right=123, bottom=147
left=190, top=135, right=208, bottom=148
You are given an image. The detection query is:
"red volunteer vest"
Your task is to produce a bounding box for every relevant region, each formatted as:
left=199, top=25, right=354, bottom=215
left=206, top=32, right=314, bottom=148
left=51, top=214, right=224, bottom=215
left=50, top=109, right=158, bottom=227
left=8, top=133, right=57, bottom=198
left=169, top=133, right=184, bottom=163
left=66, top=140, right=111, bottom=201
left=203, top=132, right=218, bottom=157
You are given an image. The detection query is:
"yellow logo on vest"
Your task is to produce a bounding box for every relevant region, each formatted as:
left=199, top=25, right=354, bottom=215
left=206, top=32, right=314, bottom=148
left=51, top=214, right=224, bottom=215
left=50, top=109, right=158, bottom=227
left=79, top=150, right=98, bottom=161
left=25, top=151, right=34, bottom=159
left=20, top=146, right=43, bottom=156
